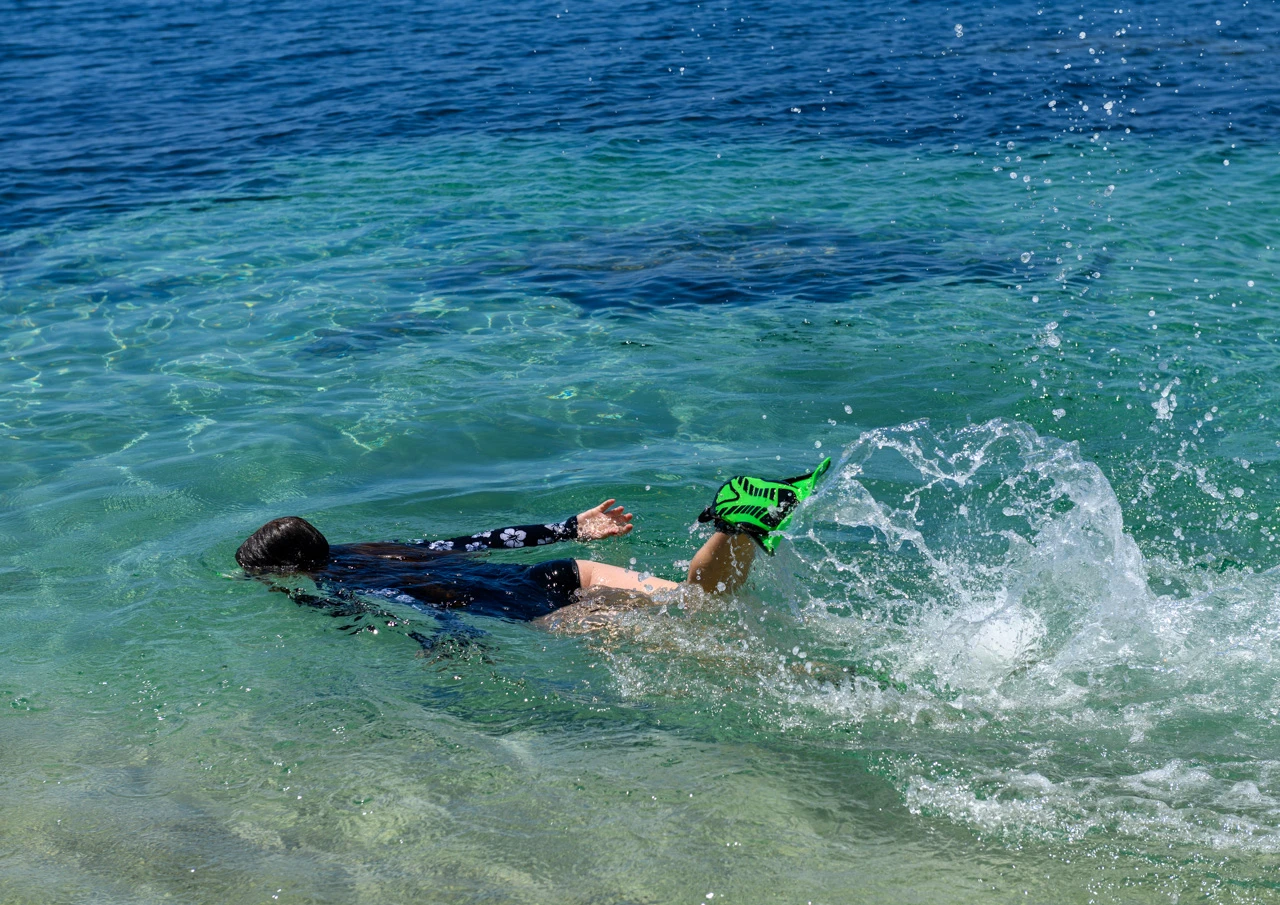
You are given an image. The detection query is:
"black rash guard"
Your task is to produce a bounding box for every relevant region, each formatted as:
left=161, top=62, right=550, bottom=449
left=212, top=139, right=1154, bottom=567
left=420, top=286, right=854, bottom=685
left=294, top=517, right=586, bottom=629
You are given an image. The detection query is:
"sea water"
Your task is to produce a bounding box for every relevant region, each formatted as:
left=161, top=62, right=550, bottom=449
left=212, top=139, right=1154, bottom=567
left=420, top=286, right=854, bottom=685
left=3, top=1, right=1280, bottom=902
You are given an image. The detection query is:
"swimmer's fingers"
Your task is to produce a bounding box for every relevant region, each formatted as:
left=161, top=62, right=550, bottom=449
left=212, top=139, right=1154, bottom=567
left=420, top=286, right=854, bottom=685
left=575, top=499, right=635, bottom=540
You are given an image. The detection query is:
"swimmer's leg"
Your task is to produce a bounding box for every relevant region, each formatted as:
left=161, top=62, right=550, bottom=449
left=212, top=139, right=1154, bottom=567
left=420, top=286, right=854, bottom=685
left=575, top=560, right=680, bottom=594
left=686, top=531, right=756, bottom=595
left=576, top=532, right=756, bottom=598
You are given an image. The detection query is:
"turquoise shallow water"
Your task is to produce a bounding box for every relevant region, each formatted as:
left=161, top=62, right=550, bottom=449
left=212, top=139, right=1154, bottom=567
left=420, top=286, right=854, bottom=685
left=5, top=132, right=1280, bottom=902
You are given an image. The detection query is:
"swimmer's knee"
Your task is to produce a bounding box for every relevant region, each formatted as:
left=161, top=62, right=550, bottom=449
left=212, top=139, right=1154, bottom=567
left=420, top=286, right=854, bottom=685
left=573, top=559, right=592, bottom=589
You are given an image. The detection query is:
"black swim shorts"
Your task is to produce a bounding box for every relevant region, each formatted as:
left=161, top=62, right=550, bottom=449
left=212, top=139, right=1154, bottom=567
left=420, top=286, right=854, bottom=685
left=524, top=558, right=582, bottom=610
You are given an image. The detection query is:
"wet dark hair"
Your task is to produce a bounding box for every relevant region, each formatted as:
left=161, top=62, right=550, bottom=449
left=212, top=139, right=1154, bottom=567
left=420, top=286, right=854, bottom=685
left=235, top=516, right=330, bottom=573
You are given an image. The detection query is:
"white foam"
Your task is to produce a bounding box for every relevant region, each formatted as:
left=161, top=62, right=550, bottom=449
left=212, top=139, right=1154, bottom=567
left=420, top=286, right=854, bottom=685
left=744, top=418, right=1280, bottom=849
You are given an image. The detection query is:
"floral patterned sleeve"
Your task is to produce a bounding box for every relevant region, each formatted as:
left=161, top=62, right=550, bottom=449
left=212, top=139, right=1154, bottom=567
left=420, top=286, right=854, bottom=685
left=417, top=516, right=579, bottom=553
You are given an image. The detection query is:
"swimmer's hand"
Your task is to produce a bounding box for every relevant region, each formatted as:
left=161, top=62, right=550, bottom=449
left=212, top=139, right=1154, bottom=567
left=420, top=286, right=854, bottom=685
left=575, top=499, right=634, bottom=541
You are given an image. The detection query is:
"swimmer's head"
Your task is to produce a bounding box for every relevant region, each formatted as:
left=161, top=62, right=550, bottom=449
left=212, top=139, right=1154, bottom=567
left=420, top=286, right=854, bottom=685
left=236, top=516, right=330, bottom=573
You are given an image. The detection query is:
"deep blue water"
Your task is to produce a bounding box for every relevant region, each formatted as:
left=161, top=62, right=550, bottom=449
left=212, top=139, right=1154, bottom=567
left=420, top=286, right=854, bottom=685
left=4, top=0, right=1277, bottom=232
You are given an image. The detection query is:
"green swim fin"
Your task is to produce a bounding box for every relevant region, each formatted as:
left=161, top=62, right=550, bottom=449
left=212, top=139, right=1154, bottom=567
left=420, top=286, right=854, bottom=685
left=698, top=456, right=832, bottom=554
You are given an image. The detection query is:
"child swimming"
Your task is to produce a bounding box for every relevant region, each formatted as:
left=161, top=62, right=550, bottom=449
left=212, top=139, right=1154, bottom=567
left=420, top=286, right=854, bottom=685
left=235, top=459, right=830, bottom=623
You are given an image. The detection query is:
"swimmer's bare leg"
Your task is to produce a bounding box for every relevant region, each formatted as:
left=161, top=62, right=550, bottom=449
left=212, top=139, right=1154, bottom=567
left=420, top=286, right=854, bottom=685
left=686, top=531, right=756, bottom=595
left=575, top=560, right=680, bottom=595
left=574, top=531, right=755, bottom=598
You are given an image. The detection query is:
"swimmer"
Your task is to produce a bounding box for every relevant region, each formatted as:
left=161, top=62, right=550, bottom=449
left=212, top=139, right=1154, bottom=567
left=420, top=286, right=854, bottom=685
left=235, top=459, right=830, bottom=630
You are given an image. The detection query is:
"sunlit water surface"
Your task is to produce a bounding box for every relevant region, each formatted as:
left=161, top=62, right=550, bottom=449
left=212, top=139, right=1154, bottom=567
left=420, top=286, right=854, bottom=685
left=4, top=1, right=1280, bottom=902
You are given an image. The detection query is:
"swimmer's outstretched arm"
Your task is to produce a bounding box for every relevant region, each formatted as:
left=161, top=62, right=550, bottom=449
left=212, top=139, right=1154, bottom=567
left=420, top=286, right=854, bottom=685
left=417, top=500, right=635, bottom=552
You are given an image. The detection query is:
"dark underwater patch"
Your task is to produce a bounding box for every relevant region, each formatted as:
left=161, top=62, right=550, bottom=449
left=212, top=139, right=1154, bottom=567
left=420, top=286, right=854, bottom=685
left=433, top=219, right=1029, bottom=312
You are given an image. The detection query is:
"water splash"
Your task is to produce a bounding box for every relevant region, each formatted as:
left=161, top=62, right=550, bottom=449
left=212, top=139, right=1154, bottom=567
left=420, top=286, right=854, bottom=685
left=787, top=418, right=1159, bottom=693
left=755, top=419, right=1280, bottom=849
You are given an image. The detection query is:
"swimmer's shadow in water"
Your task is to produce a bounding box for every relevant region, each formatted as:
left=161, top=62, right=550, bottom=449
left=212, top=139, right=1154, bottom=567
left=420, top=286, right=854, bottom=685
left=270, top=584, right=494, bottom=662
left=408, top=616, right=494, bottom=665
